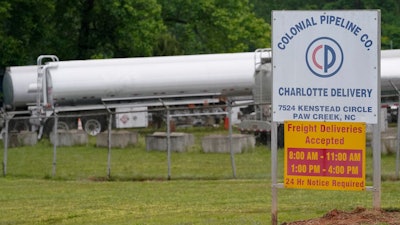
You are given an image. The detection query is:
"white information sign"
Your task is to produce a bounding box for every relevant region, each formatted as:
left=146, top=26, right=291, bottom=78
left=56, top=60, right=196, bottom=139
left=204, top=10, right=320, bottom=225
left=272, top=10, right=379, bottom=124
left=115, top=107, right=148, bottom=128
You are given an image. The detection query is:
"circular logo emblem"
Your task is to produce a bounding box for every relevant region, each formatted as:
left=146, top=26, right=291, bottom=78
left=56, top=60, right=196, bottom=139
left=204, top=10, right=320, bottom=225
left=306, top=37, right=343, bottom=78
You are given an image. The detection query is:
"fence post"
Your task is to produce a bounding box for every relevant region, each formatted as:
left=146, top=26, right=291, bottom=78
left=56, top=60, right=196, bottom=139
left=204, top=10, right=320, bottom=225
left=3, top=117, right=9, bottom=176
left=228, top=100, right=236, bottom=178
left=372, top=123, right=381, bottom=209
left=271, top=122, right=278, bottom=225
left=107, top=113, right=112, bottom=179
left=166, top=108, right=171, bottom=180
left=52, top=112, right=58, bottom=177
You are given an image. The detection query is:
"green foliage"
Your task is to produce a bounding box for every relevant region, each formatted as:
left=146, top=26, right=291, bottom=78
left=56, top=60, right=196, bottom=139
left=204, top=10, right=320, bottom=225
left=251, top=0, right=400, bottom=50
left=0, top=0, right=56, bottom=66
left=0, top=0, right=399, bottom=65
left=159, top=0, right=270, bottom=54
left=53, top=0, right=166, bottom=59
left=321, top=0, right=400, bottom=50
left=85, top=0, right=165, bottom=58
left=0, top=0, right=271, bottom=65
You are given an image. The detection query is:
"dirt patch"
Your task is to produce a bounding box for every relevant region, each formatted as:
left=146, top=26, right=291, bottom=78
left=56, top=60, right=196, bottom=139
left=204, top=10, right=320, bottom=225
left=282, top=207, right=400, bottom=225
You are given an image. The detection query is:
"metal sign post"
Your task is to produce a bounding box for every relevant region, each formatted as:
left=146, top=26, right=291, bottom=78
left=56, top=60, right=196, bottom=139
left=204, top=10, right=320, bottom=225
left=271, top=121, right=278, bottom=225
left=372, top=123, right=382, bottom=209
left=397, top=99, right=400, bottom=179
left=397, top=102, right=400, bottom=178
left=271, top=10, right=380, bottom=224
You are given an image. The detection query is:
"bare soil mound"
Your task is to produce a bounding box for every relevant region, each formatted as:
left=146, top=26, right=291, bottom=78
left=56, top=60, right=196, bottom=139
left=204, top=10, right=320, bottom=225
left=282, top=207, right=400, bottom=225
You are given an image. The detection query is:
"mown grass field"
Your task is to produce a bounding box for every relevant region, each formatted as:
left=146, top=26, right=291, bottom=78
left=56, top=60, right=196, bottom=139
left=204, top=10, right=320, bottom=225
left=1, top=127, right=399, bottom=224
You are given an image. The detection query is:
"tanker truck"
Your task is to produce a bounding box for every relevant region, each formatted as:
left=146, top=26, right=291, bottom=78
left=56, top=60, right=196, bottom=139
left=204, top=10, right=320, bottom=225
left=1, top=49, right=400, bottom=141
left=380, top=49, right=400, bottom=123
left=0, top=49, right=272, bottom=138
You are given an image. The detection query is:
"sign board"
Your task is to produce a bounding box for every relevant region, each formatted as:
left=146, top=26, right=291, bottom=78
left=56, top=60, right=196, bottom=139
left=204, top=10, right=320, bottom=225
left=115, top=107, right=148, bottom=128
left=284, top=121, right=366, bottom=191
left=272, top=10, right=379, bottom=124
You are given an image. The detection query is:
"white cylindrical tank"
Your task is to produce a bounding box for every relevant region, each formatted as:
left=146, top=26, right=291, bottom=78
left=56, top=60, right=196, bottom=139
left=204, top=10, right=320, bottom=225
left=3, top=65, right=37, bottom=109
left=381, top=49, right=400, bottom=95
left=45, top=53, right=256, bottom=105
left=3, top=50, right=400, bottom=110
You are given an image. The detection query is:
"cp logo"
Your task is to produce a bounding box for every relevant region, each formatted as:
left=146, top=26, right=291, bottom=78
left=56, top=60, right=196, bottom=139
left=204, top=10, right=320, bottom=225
left=306, top=37, right=343, bottom=78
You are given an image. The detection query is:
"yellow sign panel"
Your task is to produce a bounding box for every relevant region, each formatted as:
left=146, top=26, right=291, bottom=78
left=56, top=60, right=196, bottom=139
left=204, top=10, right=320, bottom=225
left=284, top=121, right=366, bottom=191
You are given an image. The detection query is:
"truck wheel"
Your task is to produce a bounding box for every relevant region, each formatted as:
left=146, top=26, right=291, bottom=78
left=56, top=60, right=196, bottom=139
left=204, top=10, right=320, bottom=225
left=84, top=119, right=102, bottom=136
left=43, top=119, right=70, bottom=137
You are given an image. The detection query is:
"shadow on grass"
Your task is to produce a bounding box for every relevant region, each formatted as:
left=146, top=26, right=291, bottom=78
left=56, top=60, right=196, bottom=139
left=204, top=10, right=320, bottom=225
left=85, top=175, right=243, bottom=182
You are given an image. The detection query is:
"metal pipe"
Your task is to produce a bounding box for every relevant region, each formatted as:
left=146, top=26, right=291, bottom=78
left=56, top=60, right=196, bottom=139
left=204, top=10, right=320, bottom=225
left=372, top=123, right=381, bottom=209
left=271, top=121, right=278, bottom=225
left=3, top=118, right=9, bottom=176
left=107, top=113, right=112, bottom=179
left=228, top=100, right=236, bottom=178
left=52, top=111, right=58, bottom=177
left=167, top=108, right=171, bottom=180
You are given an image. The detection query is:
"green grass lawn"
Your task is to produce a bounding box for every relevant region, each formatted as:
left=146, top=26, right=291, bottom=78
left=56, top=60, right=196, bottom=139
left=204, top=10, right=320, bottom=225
left=1, top=128, right=399, bottom=224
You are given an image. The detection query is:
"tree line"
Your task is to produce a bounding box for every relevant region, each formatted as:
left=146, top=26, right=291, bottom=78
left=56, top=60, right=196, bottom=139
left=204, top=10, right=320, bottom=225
left=0, top=0, right=398, bottom=67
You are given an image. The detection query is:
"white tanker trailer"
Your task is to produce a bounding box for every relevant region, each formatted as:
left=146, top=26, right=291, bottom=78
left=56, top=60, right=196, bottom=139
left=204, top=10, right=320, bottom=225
left=1, top=49, right=400, bottom=139
left=380, top=49, right=400, bottom=122
left=1, top=51, right=270, bottom=137
left=4, top=53, right=258, bottom=110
